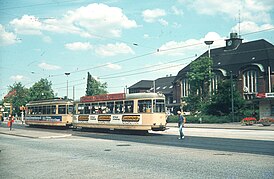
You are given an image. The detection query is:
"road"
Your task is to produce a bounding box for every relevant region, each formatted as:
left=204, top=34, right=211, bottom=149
left=0, top=124, right=274, bottom=178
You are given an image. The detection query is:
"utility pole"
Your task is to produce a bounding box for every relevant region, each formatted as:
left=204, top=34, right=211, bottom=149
left=231, top=71, right=235, bottom=122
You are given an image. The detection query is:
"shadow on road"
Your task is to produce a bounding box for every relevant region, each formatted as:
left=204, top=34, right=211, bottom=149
left=74, top=130, right=274, bottom=156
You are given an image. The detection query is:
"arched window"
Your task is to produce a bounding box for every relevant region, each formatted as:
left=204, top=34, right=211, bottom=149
left=181, top=79, right=190, bottom=97
left=243, top=70, right=258, bottom=94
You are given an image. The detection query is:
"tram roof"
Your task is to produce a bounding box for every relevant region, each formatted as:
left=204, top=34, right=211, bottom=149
left=125, top=92, right=165, bottom=100
left=79, top=92, right=165, bottom=103
left=27, top=98, right=73, bottom=105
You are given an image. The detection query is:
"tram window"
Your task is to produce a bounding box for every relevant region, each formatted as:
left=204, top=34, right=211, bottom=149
left=138, top=100, right=152, bottom=113
left=84, top=104, right=90, bottom=114
left=154, top=99, right=165, bottom=113
left=91, top=103, right=96, bottom=114
left=38, top=106, right=42, bottom=114
left=114, top=101, right=124, bottom=114
left=27, top=107, right=33, bottom=114
left=46, top=106, right=51, bottom=114
left=107, top=102, right=114, bottom=114
left=124, top=101, right=133, bottom=113
left=33, top=106, right=37, bottom=114
left=78, top=104, right=85, bottom=114
left=58, top=105, right=66, bottom=114
left=99, top=102, right=106, bottom=114
left=51, top=105, right=56, bottom=114
left=68, top=105, right=73, bottom=114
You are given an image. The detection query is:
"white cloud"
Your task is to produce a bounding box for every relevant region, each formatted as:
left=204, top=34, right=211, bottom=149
left=142, top=9, right=166, bottom=23
left=179, top=0, right=273, bottom=23
left=9, top=3, right=137, bottom=38
left=95, top=42, right=134, bottom=57
left=10, top=75, right=25, bottom=81
left=106, top=63, right=122, bottom=70
left=157, top=32, right=224, bottom=56
left=171, top=6, right=184, bottom=15
left=144, top=34, right=150, bottom=39
left=158, top=19, right=168, bottom=26
left=0, top=24, right=19, bottom=46
left=38, top=62, right=61, bottom=70
left=65, top=42, right=93, bottom=51
left=232, top=21, right=274, bottom=34
left=10, top=15, right=42, bottom=35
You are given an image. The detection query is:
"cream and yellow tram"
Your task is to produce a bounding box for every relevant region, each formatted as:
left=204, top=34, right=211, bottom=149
left=25, top=98, right=74, bottom=127
left=73, top=93, right=166, bottom=131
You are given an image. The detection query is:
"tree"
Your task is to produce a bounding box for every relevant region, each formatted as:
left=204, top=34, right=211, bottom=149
left=185, top=56, right=213, bottom=112
left=204, top=79, right=245, bottom=116
left=4, top=82, right=29, bottom=115
left=86, top=72, right=107, bottom=96
left=29, top=78, right=54, bottom=101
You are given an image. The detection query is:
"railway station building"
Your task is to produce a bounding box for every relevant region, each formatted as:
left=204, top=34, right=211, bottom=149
left=173, top=33, right=274, bottom=117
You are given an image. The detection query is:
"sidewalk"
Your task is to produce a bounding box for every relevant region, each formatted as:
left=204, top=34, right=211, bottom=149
left=0, top=122, right=71, bottom=139
left=0, top=121, right=273, bottom=139
left=167, top=122, right=274, bottom=131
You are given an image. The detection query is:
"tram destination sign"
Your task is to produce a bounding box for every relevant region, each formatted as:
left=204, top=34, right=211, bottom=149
left=80, top=93, right=125, bottom=102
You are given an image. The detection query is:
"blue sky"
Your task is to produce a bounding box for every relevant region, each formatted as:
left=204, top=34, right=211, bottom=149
left=1, top=0, right=274, bottom=100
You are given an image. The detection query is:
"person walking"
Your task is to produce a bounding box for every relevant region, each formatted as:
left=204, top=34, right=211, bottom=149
left=8, top=114, right=14, bottom=131
left=177, top=111, right=186, bottom=139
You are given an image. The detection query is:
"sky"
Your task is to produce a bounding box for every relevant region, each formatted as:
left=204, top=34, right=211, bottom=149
left=0, top=0, right=274, bottom=100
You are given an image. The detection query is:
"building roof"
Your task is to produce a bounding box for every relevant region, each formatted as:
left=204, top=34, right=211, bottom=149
left=128, top=76, right=175, bottom=94
left=174, top=39, right=274, bottom=82
left=129, top=80, right=153, bottom=89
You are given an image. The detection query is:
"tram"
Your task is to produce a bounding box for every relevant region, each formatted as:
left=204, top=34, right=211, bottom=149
left=73, top=92, right=167, bottom=131
left=25, top=98, right=74, bottom=127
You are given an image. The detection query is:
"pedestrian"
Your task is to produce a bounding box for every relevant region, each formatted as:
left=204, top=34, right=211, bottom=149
left=8, top=114, right=14, bottom=131
left=177, top=111, right=186, bottom=139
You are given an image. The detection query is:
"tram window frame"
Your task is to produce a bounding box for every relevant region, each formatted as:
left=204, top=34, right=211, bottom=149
left=138, top=100, right=152, bottom=113
left=114, top=101, right=124, bottom=114
left=124, top=100, right=134, bottom=113
left=154, top=99, right=165, bottom=113
left=58, top=105, right=66, bottom=114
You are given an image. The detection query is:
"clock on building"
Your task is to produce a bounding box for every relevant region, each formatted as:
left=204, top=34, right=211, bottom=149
left=227, top=40, right=233, bottom=46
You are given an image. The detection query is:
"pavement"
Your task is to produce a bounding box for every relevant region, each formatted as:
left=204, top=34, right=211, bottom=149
left=0, top=120, right=274, bottom=139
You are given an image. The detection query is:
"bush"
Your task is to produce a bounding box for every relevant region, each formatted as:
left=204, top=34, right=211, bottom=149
left=167, top=114, right=231, bottom=123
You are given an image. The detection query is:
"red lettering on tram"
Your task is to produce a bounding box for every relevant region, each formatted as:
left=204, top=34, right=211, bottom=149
left=80, top=93, right=126, bottom=103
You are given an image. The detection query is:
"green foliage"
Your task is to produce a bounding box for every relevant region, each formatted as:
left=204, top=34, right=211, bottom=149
left=4, top=82, right=29, bottom=115
left=86, top=72, right=107, bottom=96
left=28, top=78, right=54, bottom=101
left=203, top=80, right=245, bottom=116
left=185, top=56, right=213, bottom=112
left=167, top=115, right=231, bottom=123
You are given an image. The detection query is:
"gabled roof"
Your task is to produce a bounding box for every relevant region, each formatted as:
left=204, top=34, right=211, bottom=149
left=174, top=39, right=274, bottom=82
left=128, top=76, right=175, bottom=94
left=129, top=80, right=153, bottom=89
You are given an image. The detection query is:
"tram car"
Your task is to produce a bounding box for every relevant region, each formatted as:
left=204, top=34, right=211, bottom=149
left=73, top=92, right=166, bottom=131
left=25, top=98, right=74, bottom=127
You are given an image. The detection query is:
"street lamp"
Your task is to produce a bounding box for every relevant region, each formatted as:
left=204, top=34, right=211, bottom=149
left=204, top=40, right=214, bottom=58
left=204, top=40, right=214, bottom=96
left=65, top=72, right=70, bottom=99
